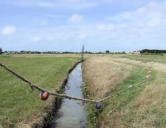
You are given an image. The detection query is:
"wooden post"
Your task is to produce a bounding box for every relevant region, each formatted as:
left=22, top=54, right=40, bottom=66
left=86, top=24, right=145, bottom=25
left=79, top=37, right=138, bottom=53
left=81, top=45, right=84, bottom=62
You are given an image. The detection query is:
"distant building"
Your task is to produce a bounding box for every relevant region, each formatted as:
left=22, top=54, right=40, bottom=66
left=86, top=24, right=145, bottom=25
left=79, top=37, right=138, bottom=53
left=128, top=51, right=140, bottom=55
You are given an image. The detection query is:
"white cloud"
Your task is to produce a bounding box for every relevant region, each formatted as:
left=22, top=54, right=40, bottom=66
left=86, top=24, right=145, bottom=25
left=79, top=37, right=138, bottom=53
left=31, top=35, right=55, bottom=42
left=68, top=14, right=83, bottom=23
left=1, top=26, right=16, bottom=35
left=92, top=1, right=166, bottom=50
left=108, top=1, right=166, bottom=28
left=97, top=24, right=115, bottom=31
left=96, top=0, right=166, bottom=40
left=7, top=0, right=97, bottom=9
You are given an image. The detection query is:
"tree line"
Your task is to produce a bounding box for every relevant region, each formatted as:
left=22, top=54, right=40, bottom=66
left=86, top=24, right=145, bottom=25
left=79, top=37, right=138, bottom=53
left=0, top=49, right=126, bottom=54
left=4, top=48, right=166, bottom=55
left=140, top=49, right=166, bottom=54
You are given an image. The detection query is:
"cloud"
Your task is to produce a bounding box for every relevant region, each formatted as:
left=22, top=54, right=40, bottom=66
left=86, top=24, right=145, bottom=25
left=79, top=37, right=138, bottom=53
left=29, top=26, right=82, bottom=42
left=68, top=14, right=83, bottom=23
left=108, top=1, right=166, bottom=28
left=93, top=1, right=166, bottom=51
left=1, top=26, right=16, bottom=35
left=31, top=35, right=56, bottom=42
left=6, top=0, right=97, bottom=9
left=96, top=1, right=166, bottom=39
left=97, top=24, right=115, bottom=31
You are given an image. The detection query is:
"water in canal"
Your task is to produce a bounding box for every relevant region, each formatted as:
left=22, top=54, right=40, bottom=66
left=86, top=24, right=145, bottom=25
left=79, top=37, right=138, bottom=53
left=48, top=63, right=88, bottom=128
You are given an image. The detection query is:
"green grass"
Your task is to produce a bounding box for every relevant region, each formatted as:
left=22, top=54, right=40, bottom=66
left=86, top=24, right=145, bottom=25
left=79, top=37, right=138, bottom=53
left=85, top=65, right=156, bottom=128
left=0, top=54, right=79, bottom=128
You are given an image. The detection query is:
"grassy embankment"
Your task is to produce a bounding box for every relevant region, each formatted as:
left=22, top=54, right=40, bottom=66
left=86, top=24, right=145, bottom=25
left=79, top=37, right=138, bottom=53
left=82, top=55, right=166, bottom=128
left=0, top=54, right=79, bottom=128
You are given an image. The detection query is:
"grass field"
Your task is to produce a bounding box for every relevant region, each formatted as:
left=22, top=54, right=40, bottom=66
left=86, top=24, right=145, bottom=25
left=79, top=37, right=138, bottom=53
left=82, top=54, right=166, bottom=128
left=122, top=54, right=166, bottom=63
left=1, top=53, right=166, bottom=128
left=0, top=54, right=79, bottom=128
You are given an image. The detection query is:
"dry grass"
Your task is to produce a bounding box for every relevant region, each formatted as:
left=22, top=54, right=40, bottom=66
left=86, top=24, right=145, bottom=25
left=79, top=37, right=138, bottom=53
left=83, top=55, right=166, bottom=128
left=114, top=57, right=166, bottom=73
left=110, top=57, right=166, bottom=128
left=82, top=56, right=132, bottom=99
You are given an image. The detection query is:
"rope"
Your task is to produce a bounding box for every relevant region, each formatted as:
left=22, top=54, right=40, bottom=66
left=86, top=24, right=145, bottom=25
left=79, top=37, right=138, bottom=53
left=99, top=79, right=148, bottom=103
left=0, top=63, right=97, bottom=103
left=0, top=63, right=151, bottom=104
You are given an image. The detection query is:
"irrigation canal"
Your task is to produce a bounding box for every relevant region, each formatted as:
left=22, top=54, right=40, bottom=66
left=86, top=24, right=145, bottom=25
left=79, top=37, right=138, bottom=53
left=48, top=63, right=88, bottom=128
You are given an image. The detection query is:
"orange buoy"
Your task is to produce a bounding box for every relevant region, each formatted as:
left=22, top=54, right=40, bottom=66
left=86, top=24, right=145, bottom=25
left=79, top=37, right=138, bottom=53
left=40, top=91, right=49, bottom=100
left=148, top=70, right=152, bottom=74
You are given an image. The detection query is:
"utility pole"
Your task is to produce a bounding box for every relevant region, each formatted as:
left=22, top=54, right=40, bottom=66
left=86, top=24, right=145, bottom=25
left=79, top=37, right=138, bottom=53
left=81, top=45, right=84, bottom=62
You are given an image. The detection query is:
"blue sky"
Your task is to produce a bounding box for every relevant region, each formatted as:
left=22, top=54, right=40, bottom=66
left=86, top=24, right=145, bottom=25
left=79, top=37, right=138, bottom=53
left=0, top=0, right=166, bottom=52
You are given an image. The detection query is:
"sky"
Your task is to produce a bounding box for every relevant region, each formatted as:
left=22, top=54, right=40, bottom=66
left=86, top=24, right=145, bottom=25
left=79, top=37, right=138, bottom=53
left=0, top=0, right=166, bottom=52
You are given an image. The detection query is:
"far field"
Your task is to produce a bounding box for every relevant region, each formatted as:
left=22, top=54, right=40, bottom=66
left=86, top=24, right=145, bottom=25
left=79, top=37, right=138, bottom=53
left=83, top=54, right=166, bottom=128
left=0, top=54, right=79, bottom=128
left=122, top=54, right=166, bottom=63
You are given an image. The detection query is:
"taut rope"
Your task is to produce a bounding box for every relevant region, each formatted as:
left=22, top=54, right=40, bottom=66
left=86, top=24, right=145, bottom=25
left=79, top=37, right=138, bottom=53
left=0, top=63, right=98, bottom=103
left=0, top=63, right=151, bottom=104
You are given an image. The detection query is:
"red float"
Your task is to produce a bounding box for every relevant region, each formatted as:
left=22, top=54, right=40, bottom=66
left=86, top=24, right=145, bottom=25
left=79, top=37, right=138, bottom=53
left=40, top=91, right=49, bottom=100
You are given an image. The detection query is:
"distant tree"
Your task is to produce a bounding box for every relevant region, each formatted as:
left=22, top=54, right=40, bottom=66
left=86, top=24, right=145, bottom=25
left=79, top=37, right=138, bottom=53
left=140, top=49, right=166, bottom=55
left=106, top=50, right=110, bottom=53
left=0, top=48, right=2, bottom=54
left=121, top=51, right=126, bottom=54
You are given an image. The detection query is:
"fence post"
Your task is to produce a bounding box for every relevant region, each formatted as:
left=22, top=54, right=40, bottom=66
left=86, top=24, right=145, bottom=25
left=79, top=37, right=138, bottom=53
left=81, top=45, right=84, bottom=62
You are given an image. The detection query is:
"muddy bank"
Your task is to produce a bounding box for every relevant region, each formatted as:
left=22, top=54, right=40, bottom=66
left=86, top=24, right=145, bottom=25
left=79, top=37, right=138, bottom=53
left=28, top=60, right=82, bottom=128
